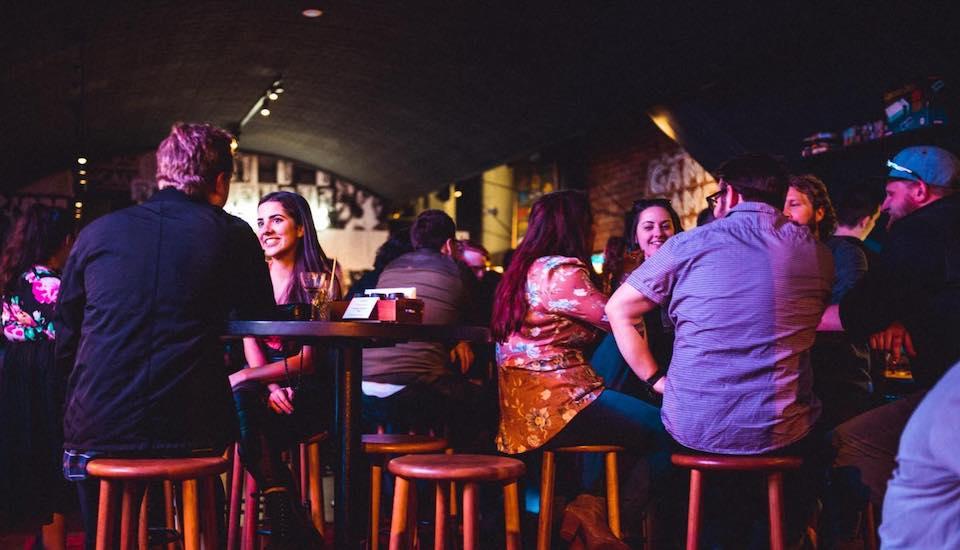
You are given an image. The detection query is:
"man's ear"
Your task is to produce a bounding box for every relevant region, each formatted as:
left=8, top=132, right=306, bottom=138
left=209, top=172, right=231, bottom=207
left=726, top=185, right=742, bottom=209
left=441, top=238, right=457, bottom=258
left=815, top=207, right=825, bottom=224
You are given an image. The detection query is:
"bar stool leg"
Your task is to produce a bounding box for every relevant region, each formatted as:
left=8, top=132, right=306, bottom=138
left=96, top=480, right=118, bottom=550
left=241, top=472, right=258, bottom=550
left=120, top=481, right=144, bottom=550
left=228, top=448, right=244, bottom=550
left=445, top=448, right=457, bottom=520
left=686, top=469, right=703, bottom=550
left=767, top=471, right=785, bottom=550
left=164, top=481, right=176, bottom=550
left=604, top=451, right=622, bottom=538
left=201, top=476, right=219, bottom=550
left=389, top=477, right=411, bottom=550
left=435, top=481, right=449, bottom=550
left=536, top=450, right=556, bottom=550
left=139, top=485, right=149, bottom=550
left=504, top=481, right=522, bottom=550
left=407, top=479, right=419, bottom=549
left=308, top=442, right=325, bottom=537
left=371, top=461, right=383, bottom=550
left=462, top=482, right=479, bottom=550
left=182, top=479, right=201, bottom=550
left=864, top=501, right=878, bottom=550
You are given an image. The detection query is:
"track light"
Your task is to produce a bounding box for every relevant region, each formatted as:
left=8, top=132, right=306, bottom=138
left=260, top=99, right=271, bottom=117
left=77, top=156, right=87, bottom=165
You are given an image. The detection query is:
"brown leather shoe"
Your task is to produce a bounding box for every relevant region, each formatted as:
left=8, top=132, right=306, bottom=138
left=559, top=494, right=630, bottom=550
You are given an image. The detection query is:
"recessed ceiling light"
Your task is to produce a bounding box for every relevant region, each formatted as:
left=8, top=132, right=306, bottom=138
left=302, top=8, right=323, bottom=18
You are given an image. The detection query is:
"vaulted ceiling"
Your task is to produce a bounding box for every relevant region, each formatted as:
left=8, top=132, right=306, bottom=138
left=3, top=2, right=958, bottom=200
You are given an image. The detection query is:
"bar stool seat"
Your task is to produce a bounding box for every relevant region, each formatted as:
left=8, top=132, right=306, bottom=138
left=537, top=445, right=626, bottom=550
left=87, top=456, right=229, bottom=550
left=671, top=453, right=803, bottom=550
left=363, top=433, right=449, bottom=550
left=387, top=454, right=525, bottom=550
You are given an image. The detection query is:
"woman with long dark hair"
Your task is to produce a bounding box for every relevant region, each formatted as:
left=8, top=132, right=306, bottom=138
left=228, top=191, right=339, bottom=545
left=594, top=198, right=683, bottom=398
left=0, top=204, right=74, bottom=550
left=492, top=190, right=668, bottom=545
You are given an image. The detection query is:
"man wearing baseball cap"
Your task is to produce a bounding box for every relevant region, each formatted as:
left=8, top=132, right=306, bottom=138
left=818, top=145, right=960, bottom=543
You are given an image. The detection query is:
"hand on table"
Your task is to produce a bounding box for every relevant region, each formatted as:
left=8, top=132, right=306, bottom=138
left=869, top=321, right=916, bottom=363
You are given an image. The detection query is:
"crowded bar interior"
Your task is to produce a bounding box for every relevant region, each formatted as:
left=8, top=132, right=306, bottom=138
left=1, top=2, right=959, bottom=549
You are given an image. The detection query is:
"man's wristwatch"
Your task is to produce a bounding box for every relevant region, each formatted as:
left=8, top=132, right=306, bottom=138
left=645, top=370, right=664, bottom=387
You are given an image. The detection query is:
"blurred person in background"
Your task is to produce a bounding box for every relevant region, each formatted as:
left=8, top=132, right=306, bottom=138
left=0, top=204, right=74, bottom=550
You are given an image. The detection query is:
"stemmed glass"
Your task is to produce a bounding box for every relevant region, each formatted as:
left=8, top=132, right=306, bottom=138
left=299, top=272, right=330, bottom=320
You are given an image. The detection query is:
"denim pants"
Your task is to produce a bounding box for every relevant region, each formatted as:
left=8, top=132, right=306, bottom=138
left=546, top=388, right=672, bottom=541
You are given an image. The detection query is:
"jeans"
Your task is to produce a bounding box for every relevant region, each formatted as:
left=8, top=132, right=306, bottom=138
left=546, top=388, right=672, bottom=542
left=362, top=374, right=498, bottom=451
left=823, top=390, right=926, bottom=542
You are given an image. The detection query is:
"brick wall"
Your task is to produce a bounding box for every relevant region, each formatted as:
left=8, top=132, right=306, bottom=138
left=583, top=118, right=718, bottom=251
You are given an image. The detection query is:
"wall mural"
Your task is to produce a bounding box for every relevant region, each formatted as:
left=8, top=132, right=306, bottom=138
left=645, top=150, right=718, bottom=229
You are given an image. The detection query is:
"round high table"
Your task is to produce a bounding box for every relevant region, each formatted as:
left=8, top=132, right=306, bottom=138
left=225, top=321, right=490, bottom=549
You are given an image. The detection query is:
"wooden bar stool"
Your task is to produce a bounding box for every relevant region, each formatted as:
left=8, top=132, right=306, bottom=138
left=363, top=433, right=449, bottom=550
left=227, top=431, right=329, bottom=550
left=387, top=454, right=525, bottom=550
left=537, top=444, right=625, bottom=550
left=671, top=454, right=802, bottom=550
left=86, top=455, right=228, bottom=550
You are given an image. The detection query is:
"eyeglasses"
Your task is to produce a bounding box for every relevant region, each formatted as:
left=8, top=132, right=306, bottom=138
left=886, top=159, right=926, bottom=186
left=706, top=189, right=723, bottom=208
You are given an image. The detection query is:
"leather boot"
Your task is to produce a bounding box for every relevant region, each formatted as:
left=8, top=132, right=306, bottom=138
left=264, top=488, right=324, bottom=549
left=559, top=494, right=630, bottom=550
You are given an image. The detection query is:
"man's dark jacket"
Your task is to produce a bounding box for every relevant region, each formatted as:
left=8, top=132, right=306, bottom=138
left=56, top=188, right=275, bottom=453
left=840, top=192, right=960, bottom=389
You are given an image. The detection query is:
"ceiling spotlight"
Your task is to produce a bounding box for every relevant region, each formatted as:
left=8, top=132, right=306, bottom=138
left=268, top=91, right=279, bottom=101
left=302, top=8, right=323, bottom=18
left=230, top=137, right=239, bottom=154
left=79, top=179, right=87, bottom=185
left=454, top=190, right=463, bottom=198
left=75, top=201, right=83, bottom=208
left=78, top=169, right=86, bottom=175
left=77, top=156, right=88, bottom=165
left=260, top=100, right=271, bottom=117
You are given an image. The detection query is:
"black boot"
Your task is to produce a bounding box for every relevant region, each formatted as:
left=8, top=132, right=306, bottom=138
left=264, top=488, right=324, bottom=549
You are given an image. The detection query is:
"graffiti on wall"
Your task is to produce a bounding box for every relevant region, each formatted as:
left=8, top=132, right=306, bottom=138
left=646, top=151, right=718, bottom=229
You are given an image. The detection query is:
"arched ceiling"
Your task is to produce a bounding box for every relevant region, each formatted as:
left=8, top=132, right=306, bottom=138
left=3, top=2, right=959, bottom=200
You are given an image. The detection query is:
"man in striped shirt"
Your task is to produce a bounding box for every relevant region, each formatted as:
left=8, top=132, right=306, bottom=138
left=606, top=153, right=834, bottom=546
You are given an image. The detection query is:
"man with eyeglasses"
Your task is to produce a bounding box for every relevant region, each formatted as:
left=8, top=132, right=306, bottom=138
left=817, top=145, right=960, bottom=545
left=606, top=153, right=834, bottom=547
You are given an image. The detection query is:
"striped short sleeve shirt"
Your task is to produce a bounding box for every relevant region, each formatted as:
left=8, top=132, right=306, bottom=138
left=625, top=202, right=833, bottom=454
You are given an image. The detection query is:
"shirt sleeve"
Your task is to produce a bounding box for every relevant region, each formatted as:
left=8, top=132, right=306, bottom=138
left=55, top=239, right=86, bottom=378
left=623, top=237, right=683, bottom=304
left=830, top=241, right=868, bottom=304
left=839, top=226, right=918, bottom=338
left=543, top=259, right=609, bottom=330
left=226, top=219, right=276, bottom=319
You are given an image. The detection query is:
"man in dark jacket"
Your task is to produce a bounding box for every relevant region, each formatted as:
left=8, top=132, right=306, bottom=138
left=819, top=145, right=960, bottom=542
left=56, top=123, right=275, bottom=546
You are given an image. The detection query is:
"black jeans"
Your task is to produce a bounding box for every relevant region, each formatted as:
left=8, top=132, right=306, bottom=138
left=362, top=374, right=498, bottom=451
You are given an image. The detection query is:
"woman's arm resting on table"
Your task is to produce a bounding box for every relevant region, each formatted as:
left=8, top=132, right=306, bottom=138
left=230, top=342, right=316, bottom=388
left=817, top=304, right=844, bottom=332
left=605, top=283, right=660, bottom=383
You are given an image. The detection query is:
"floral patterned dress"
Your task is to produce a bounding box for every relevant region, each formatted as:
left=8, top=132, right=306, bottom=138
left=0, top=265, right=72, bottom=529
left=496, top=256, right=609, bottom=454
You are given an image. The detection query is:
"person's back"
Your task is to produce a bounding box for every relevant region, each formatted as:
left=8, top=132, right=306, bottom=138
left=57, top=124, right=273, bottom=455
left=879, top=361, right=960, bottom=549
left=59, top=189, right=271, bottom=452
left=639, top=204, right=832, bottom=453
left=362, top=247, right=466, bottom=382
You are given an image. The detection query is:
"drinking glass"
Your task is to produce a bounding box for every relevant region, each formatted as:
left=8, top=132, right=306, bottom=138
left=299, top=271, right=330, bottom=320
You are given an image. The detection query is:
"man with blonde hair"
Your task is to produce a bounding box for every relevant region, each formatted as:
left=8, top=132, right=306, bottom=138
left=57, top=122, right=274, bottom=546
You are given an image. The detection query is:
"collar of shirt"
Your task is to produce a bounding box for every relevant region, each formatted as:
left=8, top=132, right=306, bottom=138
left=726, top=201, right=783, bottom=218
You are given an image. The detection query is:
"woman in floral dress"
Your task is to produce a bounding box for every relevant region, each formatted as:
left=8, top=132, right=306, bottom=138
left=0, top=204, right=74, bottom=549
left=491, top=190, right=670, bottom=545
